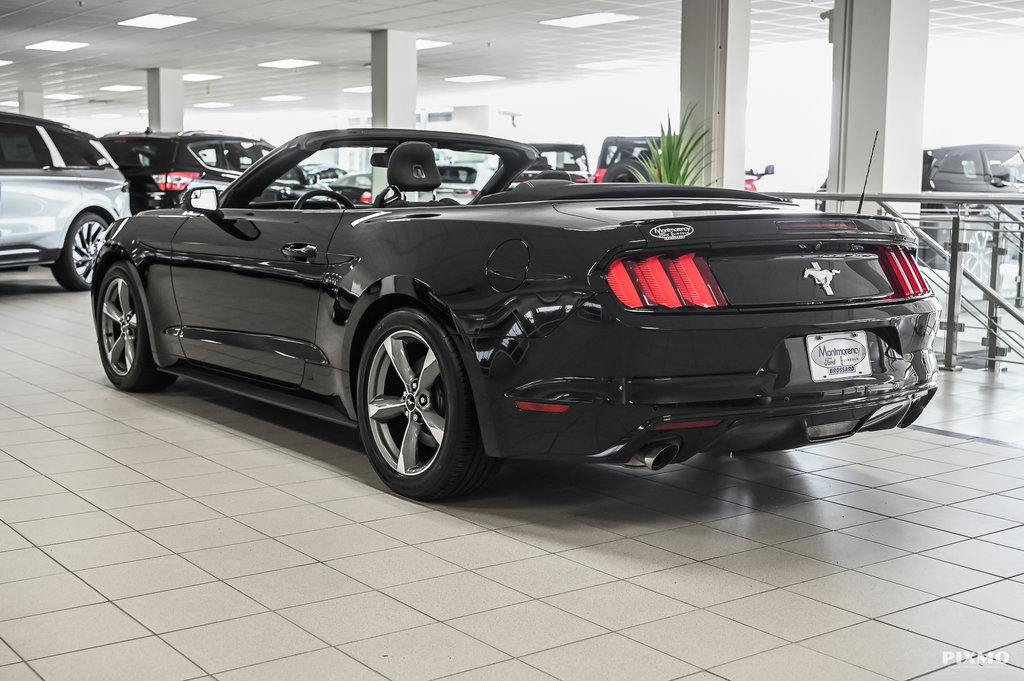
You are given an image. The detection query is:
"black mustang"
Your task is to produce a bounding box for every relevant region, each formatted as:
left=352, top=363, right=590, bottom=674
left=92, top=128, right=940, bottom=500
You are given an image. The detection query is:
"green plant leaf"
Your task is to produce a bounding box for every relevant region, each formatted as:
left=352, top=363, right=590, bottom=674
left=634, top=104, right=713, bottom=186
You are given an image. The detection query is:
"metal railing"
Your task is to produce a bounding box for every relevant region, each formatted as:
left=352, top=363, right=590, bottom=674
left=773, top=191, right=1024, bottom=371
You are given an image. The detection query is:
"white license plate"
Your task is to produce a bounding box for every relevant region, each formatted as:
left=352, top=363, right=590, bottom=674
left=805, top=331, right=871, bottom=382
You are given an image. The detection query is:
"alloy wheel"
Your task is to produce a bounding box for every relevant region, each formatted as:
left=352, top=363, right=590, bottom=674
left=365, top=329, right=447, bottom=476
left=99, top=277, right=138, bottom=377
left=72, top=218, right=107, bottom=284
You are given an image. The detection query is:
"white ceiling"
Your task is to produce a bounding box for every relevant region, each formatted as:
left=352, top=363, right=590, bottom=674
left=1, top=0, right=1023, bottom=120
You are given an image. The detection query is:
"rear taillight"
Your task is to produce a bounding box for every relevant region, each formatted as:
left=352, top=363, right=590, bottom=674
left=606, top=253, right=726, bottom=309
left=359, top=190, right=372, bottom=204
left=152, top=171, right=199, bottom=192
left=875, top=245, right=928, bottom=298
left=592, top=168, right=607, bottom=183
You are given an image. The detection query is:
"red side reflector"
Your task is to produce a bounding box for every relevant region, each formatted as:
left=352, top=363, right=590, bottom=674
left=515, top=401, right=570, bottom=413
left=152, top=171, right=199, bottom=192
left=606, top=253, right=726, bottom=309
left=652, top=418, right=722, bottom=431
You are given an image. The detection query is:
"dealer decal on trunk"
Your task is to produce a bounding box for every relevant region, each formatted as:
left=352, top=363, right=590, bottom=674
left=649, top=224, right=694, bottom=240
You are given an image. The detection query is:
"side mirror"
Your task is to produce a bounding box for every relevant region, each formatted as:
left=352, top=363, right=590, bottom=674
left=763, top=164, right=775, bottom=176
left=182, top=185, right=221, bottom=218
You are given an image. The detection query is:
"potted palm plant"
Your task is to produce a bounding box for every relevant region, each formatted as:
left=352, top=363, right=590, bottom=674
left=631, top=105, right=713, bottom=186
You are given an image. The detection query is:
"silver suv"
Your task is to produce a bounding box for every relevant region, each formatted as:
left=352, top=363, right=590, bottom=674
left=0, top=112, right=129, bottom=290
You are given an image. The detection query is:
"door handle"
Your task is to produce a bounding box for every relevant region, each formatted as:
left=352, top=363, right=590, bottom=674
left=281, top=243, right=317, bottom=260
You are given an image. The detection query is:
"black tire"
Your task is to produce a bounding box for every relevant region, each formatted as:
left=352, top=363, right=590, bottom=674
left=603, top=158, right=649, bottom=182
left=357, top=308, right=500, bottom=500
left=52, top=212, right=109, bottom=291
left=95, top=263, right=177, bottom=392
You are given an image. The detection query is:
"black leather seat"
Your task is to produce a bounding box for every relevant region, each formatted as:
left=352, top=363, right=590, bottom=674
left=374, top=141, right=456, bottom=207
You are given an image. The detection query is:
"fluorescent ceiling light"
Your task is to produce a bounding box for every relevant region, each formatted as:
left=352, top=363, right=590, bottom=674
left=999, top=16, right=1024, bottom=26
left=416, top=39, right=451, bottom=50
left=0, top=101, right=18, bottom=107
left=343, top=86, right=372, bottom=93
left=193, top=102, right=232, bottom=109
left=100, top=85, right=143, bottom=92
left=92, top=113, right=122, bottom=119
left=138, top=108, right=148, bottom=114
left=0, top=60, right=12, bottom=67
left=540, top=12, right=638, bottom=28
left=26, top=40, right=89, bottom=52
left=576, top=59, right=646, bottom=70
left=182, top=73, right=221, bottom=82
left=117, top=13, right=196, bottom=29
left=258, top=59, right=319, bottom=69
left=44, top=93, right=82, bottom=101
left=260, top=95, right=303, bottom=102
left=444, top=75, right=504, bottom=83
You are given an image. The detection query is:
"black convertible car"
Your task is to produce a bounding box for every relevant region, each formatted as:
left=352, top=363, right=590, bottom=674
left=92, top=128, right=940, bottom=500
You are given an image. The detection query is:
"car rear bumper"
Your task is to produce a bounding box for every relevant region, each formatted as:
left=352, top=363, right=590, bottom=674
left=463, top=296, right=941, bottom=463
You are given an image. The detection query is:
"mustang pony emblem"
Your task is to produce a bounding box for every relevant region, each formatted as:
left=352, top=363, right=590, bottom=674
left=803, top=261, right=840, bottom=295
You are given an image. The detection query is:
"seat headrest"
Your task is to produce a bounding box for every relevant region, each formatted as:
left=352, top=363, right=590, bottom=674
left=387, top=141, right=441, bottom=191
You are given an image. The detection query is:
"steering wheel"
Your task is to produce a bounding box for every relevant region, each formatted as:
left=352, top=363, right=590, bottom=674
left=293, top=189, right=354, bottom=209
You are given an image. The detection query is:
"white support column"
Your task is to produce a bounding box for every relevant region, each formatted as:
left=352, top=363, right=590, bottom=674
left=828, top=0, right=929, bottom=204
left=680, top=0, right=751, bottom=189
left=370, top=30, right=417, bottom=129
left=146, top=67, right=184, bottom=132
left=18, top=90, right=43, bottom=117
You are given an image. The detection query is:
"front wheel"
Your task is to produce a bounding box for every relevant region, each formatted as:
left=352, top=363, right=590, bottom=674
left=357, top=309, right=500, bottom=500
left=53, top=212, right=109, bottom=291
left=95, top=263, right=177, bottom=392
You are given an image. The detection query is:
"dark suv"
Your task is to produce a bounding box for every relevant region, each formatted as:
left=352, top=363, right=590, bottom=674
left=100, top=131, right=274, bottom=214
left=0, top=112, right=128, bottom=290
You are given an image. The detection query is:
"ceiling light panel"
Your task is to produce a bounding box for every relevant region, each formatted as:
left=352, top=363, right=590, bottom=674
left=182, top=73, right=222, bottom=82
left=444, top=75, right=505, bottom=83
left=258, top=59, right=320, bottom=69
left=0, top=60, right=12, bottom=67
left=193, top=102, right=232, bottom=108
left=0, top=101, right=18, bottom=107
left=26, top=41, right=88, bottom=52
left=260, top=95, right=303, bottom=102
left=416, top=39, right=452, bottom=50
left=117, top=14, right=197, bottom=29
left=342, top=86, right=372, bottom=93
left=99, top=85, right=143, bottom=92
left=540, top=12, right=639, bottom=28
left=44, top=93, right=82, bottom=100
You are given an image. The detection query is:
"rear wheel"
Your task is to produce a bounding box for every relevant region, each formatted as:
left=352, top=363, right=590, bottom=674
left=52, top=212, right=109, bottom=291
left=357, top=309, right=500, bottom=500
left=95, top=263, right=176, bottom=392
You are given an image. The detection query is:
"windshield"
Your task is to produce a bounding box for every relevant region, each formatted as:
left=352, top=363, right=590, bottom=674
left=986, top=147, right=1024, bottom=184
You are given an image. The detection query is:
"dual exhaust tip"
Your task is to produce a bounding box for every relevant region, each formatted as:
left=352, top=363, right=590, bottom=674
left=626, top=440, right=680, bottom=471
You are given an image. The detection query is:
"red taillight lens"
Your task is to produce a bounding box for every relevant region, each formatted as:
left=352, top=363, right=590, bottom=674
left=606, top=253, right=726, bottom=309
left=875, top=245, right=928, bottom=299
left=359, top=190, right=372, bottom=204
left=592, top=168, right=607, bottom=183
left=152, top=171, right=199, bottom=192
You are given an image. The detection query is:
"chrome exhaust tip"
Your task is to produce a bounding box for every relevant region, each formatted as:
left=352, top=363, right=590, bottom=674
left=626, top=441, right=680, bottom=470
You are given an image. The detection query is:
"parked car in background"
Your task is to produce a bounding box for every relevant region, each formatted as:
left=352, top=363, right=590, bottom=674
left=326, top=170, right=374, bottom=205
left=435, top=164, right=487, bottom=204
left=920, top=143, right=1024, bottom=275
left=100, top=130, right=273, bottom=214
left=91, top=127, right=939, bottom=500
left=516, top=143, right=589, bottom=183
left=301, top=163, right=347, bottom=185
left=593, top=135, right=658, bottom=182
left=0, top=112, right=128, bottom=290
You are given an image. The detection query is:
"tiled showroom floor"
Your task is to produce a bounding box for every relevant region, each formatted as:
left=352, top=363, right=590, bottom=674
left=1, top=269, right=1023, bottom=681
